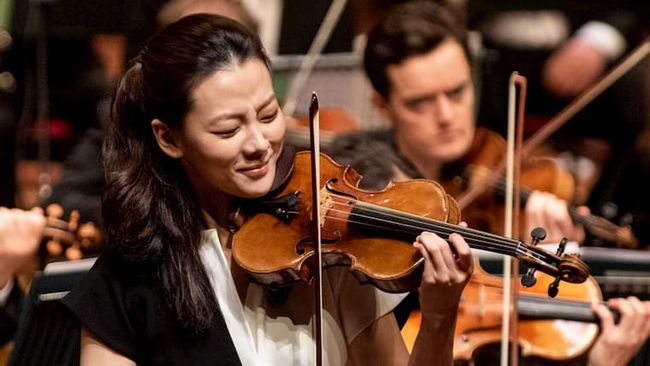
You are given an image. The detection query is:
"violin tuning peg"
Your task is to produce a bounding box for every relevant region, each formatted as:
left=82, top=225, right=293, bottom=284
left=530, top=227, right=546, bottom=245
left=521, top=269, right=537, bottom=287
left=547, top=275, right=562, bottom=298
left=521, top=275, right=536, bottom=287
left=46, top=203, right=64, bottom=219
left=65, top=245, right=83, bottom=260
left=69, top=210, right=80, bottom=230
left=555, top=238, right=568, bottom=256
left=46, top=240, right=63, bottom=256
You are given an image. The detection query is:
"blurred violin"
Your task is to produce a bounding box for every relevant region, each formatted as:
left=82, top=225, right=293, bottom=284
left=401, top=260, right=612, bottom=362
left=232, top=151, right=590, bottom=295
left=41, top=203, right=102, bottom=262
left=444, top=128, right=639, bottom=248
left=285, top=107, right=361, bottom=149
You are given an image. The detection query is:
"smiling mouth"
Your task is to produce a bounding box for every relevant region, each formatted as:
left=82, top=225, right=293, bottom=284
left=238, top=160, right=271, bottom=178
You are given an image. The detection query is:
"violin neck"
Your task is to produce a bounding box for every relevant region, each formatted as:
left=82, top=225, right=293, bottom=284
left=493, top=173, right=636, bottom=247
left=518, top=295, right=618, bottom=324
left=351, top=201, right=524, bottom=258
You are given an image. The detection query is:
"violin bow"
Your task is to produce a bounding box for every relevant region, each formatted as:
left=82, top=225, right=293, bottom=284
left=459, top=39, right=650, bottom=210
left=500, top=72, right=528, bottom=366
left=308, top=92, right=325, bottom=366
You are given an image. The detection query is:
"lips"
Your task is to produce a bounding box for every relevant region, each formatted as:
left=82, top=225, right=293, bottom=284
left=237, top=161, right=270, bottom=178
left=437, top=129, right=461, bottom=143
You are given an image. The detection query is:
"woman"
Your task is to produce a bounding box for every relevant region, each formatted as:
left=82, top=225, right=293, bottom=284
left=63, top=14, right=473, bottom=365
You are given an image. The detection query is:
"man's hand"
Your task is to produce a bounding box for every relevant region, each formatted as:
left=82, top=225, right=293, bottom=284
left=588, top=297, right=650, bottom=366
left=0, top=207, right=46, bottom=288
left=524, top=191, right=585, bottom=243
left=542, top=37, right=607, bottom=98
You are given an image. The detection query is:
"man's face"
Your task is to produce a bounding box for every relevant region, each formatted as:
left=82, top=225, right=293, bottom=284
left=379, top=38, right=475, bottom=169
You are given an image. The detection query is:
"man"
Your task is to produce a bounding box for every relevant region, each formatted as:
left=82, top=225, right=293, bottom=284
left=327, top=1, right=650, bottom=365
left=329, top=0, right=580, bottom=244
left=0, top=208, right=45, bottom=346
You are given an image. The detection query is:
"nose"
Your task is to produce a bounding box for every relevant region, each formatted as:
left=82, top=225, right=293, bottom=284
left=435, top=95, right=454, bottom=125
left=242, top=123, right=270, bottom=158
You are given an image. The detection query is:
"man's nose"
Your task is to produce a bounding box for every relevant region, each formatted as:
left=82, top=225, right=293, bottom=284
left=435, top=96, right=454, bottom=124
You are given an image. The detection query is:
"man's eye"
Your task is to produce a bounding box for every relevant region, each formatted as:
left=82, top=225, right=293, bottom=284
left=406, top=99, right=430, bottom=112
left=448, top=85, right=466, bottom=100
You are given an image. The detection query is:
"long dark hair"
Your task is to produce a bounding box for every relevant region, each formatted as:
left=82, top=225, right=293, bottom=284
left=102, top=14, right=269, bottom=332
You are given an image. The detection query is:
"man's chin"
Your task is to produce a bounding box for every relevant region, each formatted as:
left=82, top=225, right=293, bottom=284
left=435, top=149, right=466, bottom=165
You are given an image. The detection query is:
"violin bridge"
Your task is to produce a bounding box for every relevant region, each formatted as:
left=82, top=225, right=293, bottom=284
left=319, top=189, right=334, bottom=228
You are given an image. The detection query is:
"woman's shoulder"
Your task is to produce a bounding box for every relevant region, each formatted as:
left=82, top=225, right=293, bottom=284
left=61, top=253, right=169, bottom=361
left=62, top=252, right=163, bottom=322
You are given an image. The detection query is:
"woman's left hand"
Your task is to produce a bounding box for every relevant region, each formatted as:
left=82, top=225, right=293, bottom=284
left=414, top=230, right=473, bottom=318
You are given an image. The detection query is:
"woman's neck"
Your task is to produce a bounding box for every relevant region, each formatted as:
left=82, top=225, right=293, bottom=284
left=200, top=190, right=235, bottom=230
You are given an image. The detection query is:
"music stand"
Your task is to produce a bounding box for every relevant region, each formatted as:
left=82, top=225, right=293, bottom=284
left=8, top=258, right=95, bottom=366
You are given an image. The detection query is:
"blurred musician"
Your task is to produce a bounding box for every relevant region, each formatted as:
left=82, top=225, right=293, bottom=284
left=328, top=1, right=650, bottom=364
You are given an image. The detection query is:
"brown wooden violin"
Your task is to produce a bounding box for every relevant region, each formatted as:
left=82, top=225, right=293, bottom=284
left=40, top=203, right=102, bottom=262
left=445, top=128, right=639, bottom=248
left=232, top=151, right=590, bottom=295
left=285, top=107, right=361, bottom=150
left=401, top=260, right=608, bottom=362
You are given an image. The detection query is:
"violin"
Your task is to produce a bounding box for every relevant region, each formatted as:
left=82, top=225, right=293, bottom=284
left=401, top=260, right=609, bottom=362
left=40, top=203, right=102, bottom=262
left=285, top=107, right=361, bottom=149
left=445, top=128, right=639, bottom=248
left=232, top=151, right=590, bottom=295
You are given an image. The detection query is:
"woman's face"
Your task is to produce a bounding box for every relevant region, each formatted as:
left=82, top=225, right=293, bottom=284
left=175, top=58, right=286, bottom=200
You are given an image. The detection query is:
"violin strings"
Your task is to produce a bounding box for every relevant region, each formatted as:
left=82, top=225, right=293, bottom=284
left=318, top=195, right=552, bottom=264
left=459, top=287, right=595, bottom=307
left=322, top=202, right=521, bottom=257
left=322, top=191, right=507, bottom=245
left=324, top=197, right=547, bottom=262
left=520, top=296, right=603, bottom=309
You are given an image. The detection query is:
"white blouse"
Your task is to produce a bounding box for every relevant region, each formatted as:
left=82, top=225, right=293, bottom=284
left=199, top=229, right=406, bottom=365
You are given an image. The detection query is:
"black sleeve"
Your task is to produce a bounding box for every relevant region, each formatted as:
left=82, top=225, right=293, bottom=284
left=62, top=254, right=242, bottom=365
left=0, top=282, right=24, bottom=345
left=61, top=255, right=139, bottom=360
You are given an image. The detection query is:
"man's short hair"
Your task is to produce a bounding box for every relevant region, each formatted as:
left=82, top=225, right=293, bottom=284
left=364, top=0, right=469, bottom=98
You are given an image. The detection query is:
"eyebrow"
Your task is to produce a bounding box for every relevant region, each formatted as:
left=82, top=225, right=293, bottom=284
left=208, top=94, right=277, bottom=125
left=402, top=79, right=469, bottom=104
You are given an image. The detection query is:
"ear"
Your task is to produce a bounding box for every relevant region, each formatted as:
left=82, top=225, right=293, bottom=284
left=371, top=91, right=391, bottom=121
left=151, top=119, right=183, bottom=158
